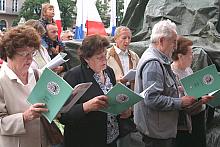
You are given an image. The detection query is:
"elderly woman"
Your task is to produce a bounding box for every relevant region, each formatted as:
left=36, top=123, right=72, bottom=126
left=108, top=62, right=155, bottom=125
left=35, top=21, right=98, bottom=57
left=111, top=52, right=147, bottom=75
left=59, top=34, right=124, bottom=147
left=171, top=36, right=212, bottom=147
left=0, top=26, right=49, bottom=147
left=24, top=19, right=51, bottom=69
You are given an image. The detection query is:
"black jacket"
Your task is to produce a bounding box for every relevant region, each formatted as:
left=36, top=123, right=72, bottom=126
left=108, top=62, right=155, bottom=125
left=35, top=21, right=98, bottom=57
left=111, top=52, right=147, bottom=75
left=59, top=64, right=117, bottom=147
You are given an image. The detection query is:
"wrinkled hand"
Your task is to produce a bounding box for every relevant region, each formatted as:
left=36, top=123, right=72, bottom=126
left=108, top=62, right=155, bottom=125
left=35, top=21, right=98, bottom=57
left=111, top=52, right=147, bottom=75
left=51, top=46, right=59, bottom=55
left=181, top=96, right=196, bottom=108
left=52, top=66, right=64, bottom=74
left=120, top=107, right=132, bottom=119
left=83, top=95, right=108, bottom=113
left=119, top=77, right=128, bottom=84
left=201, top=95, right=214, bottom=104
left=23, top=103, right=48, bottom=123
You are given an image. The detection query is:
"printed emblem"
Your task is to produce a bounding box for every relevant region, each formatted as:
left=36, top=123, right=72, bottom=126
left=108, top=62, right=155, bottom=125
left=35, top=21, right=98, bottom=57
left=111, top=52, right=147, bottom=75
left=203, top=74, right=214, bottom=85
left=47, top=82, right=60, bottom=95
left=116, top=94, right=129, bottom=103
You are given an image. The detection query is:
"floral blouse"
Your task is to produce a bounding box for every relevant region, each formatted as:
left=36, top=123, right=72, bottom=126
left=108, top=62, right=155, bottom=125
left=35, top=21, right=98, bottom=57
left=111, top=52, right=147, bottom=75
left=93, top=72, right=119, bottom=144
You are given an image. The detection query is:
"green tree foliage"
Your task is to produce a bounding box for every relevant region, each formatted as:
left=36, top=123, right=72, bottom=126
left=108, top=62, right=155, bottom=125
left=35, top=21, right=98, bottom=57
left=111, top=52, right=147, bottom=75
left=96, top=0, right=110, bottom=27
left=57, top=0, right=76, bottom=30
left=20, top=0, right=48, bottom=20
left=13, top=0, right=47, bottom=26
left=95, top=0, right=124, bottom=27
left=116, top=0, right=124, bottom=26
left=15, top=0, right=76, bottom=29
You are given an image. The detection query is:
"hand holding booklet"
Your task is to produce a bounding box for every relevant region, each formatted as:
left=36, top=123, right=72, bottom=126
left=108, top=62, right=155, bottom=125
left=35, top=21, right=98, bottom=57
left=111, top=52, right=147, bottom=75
left=180, top=64, right=220, bottom=99
left=208, top=90, right=220, bottom=107
left=27, top=68, right=92, bottom=123
left=42, top=52, right=69, bottom=70
left=100, top=82, right=155, bottom=115
left=122, top=69, right=136, bottom=81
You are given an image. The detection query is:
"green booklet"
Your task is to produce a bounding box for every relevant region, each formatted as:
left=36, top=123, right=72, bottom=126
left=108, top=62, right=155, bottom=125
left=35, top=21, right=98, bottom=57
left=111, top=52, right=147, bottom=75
left=208, top=90, right=220, bottom=108
left=27, top=68, right=92, bottom=123
left=180, top=64, right=220, bottom=99
left=100, top=82, right=155, bottom=115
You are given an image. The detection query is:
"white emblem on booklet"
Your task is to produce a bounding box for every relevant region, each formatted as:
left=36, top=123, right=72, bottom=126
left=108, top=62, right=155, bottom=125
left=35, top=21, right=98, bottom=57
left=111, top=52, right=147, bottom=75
left=116, top=94, right=129, bottom=103
left=47, top=81, right=60, bottom=95
left=203, top=74, right=214, bottom=85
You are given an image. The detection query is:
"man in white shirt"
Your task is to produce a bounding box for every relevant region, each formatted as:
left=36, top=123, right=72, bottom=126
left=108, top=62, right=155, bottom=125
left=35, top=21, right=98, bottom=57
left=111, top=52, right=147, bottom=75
left=106, top=26, right=144, bottom=147
left=106, top=26, right=139, bottom=90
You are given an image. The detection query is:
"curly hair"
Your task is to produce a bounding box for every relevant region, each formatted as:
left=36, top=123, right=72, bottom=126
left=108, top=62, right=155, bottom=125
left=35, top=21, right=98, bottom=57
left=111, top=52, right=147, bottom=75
left=25, top=19, right=46, bottom=36
left=80, top=34, right=110, bottom=59
left=0, top=25, right=40, bottom=59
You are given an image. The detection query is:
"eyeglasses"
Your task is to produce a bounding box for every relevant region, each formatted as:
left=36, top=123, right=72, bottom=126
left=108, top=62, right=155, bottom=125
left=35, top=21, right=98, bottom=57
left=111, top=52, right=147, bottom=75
left=94, top=52, right=107, bottom=61
left=16, top=50, right=37, bottom=57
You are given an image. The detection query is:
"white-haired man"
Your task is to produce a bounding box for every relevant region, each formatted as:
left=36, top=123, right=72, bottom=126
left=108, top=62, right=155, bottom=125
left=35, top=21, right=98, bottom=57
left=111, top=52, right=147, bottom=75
left=61, top=30, right=73, bottom=41
left=134, top=20, right=196, bottom=147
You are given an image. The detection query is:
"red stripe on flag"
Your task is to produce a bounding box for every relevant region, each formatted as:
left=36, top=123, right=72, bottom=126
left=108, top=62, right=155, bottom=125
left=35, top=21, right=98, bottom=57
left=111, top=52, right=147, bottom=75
left=55, top=20, right=62, bottom=39
left=86, top=20, right=107, bottom=36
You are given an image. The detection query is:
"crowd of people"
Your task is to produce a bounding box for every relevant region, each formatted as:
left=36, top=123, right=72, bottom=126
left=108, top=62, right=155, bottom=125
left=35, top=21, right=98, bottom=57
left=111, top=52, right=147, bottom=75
left=0, top=2, right=216, bottom=147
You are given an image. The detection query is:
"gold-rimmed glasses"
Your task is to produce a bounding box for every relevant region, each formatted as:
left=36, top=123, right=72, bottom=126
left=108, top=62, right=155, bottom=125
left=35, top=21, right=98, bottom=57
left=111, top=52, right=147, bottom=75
left=16, top=50, right=37, bottom=57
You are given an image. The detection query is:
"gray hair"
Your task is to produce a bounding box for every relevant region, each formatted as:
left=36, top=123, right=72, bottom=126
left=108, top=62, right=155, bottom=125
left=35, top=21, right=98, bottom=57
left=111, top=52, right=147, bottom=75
left=150, top=19, right=177, bottom=43
left=114, top=26, right=131, bottom=38
left=24, top=19, right=46, bottom=36
left=61, top=30, right=73, bottom=38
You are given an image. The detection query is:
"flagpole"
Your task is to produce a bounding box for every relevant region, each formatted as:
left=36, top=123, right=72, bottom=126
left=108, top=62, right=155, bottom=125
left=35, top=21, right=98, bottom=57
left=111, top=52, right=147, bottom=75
left=75, top=0, right=85, bottom=40
left=110, top=0, right=116, bottom=36
left=50, top=0, right=62, bottom=39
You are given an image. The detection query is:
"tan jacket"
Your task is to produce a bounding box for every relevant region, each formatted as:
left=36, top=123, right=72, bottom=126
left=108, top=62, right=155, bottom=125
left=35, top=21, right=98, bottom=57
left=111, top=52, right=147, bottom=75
left=0, top=63, right=50, bottom=147
left=106, top=46, right=139, bottom=90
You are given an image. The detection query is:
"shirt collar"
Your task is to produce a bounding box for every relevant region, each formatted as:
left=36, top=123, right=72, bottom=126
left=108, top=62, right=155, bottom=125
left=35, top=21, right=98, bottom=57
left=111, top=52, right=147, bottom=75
left=152, top=47, right=172, bottom=65
left=114, top=45, right=128, bottom=55
left=2, top=62, right=34, bottom=85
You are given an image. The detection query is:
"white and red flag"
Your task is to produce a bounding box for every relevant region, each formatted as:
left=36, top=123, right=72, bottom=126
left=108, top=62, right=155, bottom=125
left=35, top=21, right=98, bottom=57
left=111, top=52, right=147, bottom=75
left=50, top=0, right=62, bottom=38
left=86, top=0, right=107, bottom=36
left=75, top=0, right=86, bottom=39
left=110, top=0, right=116, bottom=36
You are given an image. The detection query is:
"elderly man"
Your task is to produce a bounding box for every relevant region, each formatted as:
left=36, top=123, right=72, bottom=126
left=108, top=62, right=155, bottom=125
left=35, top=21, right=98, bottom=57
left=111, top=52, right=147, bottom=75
left=42, top=23, right=65, bottom=74
left=134, top=20, right=196, bottom=147
left=107, top=26, right=143, bottom=147
left=61, top=30, right=73, bottom=41
left=107, top=26, right=139, bottom=90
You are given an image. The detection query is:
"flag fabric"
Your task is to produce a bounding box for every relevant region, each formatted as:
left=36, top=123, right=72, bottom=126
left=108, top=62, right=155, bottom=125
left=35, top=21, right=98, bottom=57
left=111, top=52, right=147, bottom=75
left=50, top=0, right=62, bottom=38
left=110, top=0, right=116, bottom=36
left=75, top=0, right=107, bottom=39
left=75, top=0, right=86, bottom=40
left=86, top=0, right=107, bottom=36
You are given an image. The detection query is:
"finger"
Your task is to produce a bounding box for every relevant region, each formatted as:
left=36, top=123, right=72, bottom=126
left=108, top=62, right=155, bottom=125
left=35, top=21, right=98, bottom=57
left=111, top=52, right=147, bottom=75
left=32, top=103, right=46, bottom=108
left=191, top=96, right=196, bottom=100
left=32, top=107, right=48, bottom=113
left=97, top=95, right=108, bottom=101
left=207, top=96, right=214, bottom=99
left=96, top=100, right=108, bottom=108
